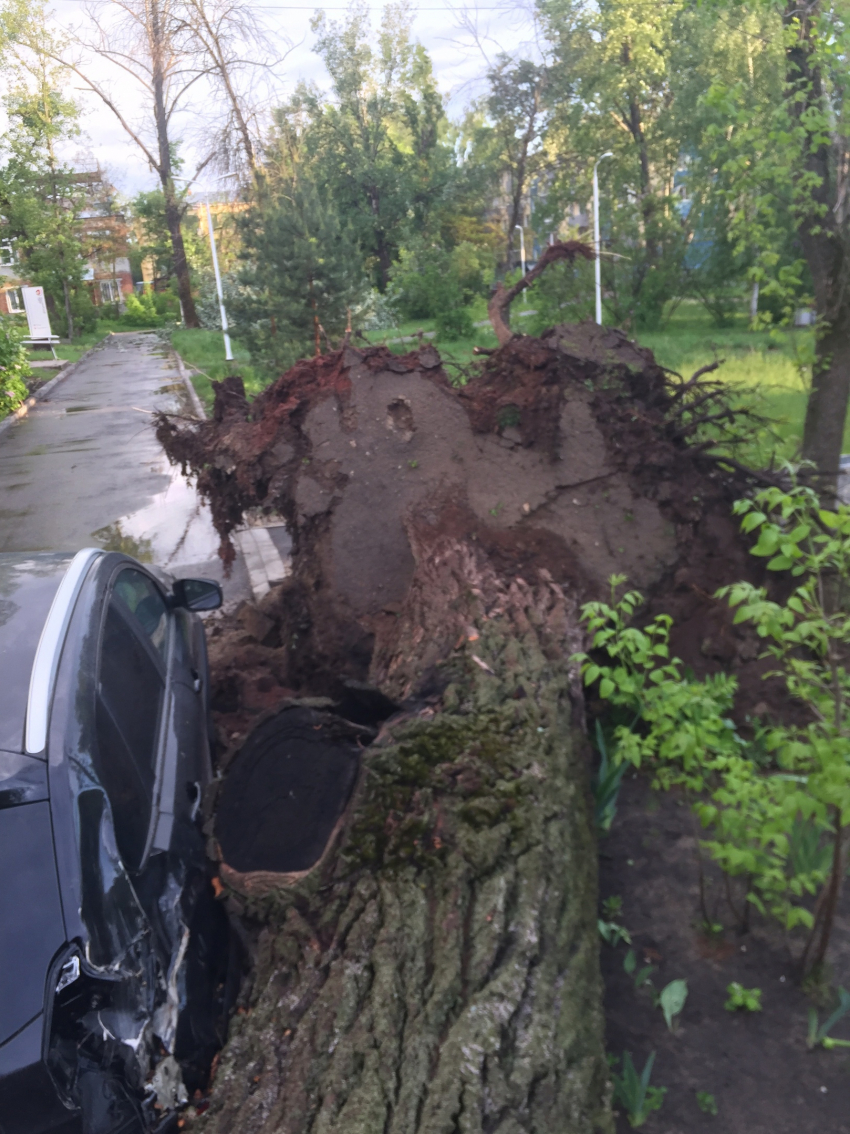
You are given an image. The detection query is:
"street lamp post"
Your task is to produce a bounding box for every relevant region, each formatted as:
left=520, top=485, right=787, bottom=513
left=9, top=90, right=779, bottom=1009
left=204, top=202, right=233, bottom=361
left=173, top=174, right=235, bottom=361
left=593, top=152, right=613, bottom=325
left=515, top=223, right=526, bottom=278
left=515, top=223, right=527, bottom=307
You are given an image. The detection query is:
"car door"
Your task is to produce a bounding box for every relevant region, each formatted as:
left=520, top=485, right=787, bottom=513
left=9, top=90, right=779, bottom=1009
left=93, top=566, right=169, bottom=872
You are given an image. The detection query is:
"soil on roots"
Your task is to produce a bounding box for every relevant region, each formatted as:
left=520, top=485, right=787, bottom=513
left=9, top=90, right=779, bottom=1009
left=160, top=321, right=782, bottom=746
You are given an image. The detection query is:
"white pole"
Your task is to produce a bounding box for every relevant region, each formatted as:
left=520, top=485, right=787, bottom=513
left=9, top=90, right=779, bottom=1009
left=205, top=201, right=233, bottom=361
left=515, top=224, right=527, bottom=306
left=593, top=152, right=613, bottom=325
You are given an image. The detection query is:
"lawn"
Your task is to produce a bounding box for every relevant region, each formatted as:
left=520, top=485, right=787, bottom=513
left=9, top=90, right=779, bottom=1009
left=171, top=328, right=271, bottom=410
left=164, top=298, right=845, bottom=468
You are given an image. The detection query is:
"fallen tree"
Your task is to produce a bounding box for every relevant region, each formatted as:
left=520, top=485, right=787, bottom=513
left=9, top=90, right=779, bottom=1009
left=157, top=317, right=774, bottom=1132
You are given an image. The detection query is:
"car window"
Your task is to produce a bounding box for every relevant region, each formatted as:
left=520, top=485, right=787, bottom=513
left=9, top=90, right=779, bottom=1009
left=94, top=597, right=165, bottom=869
left=112, top=568, right=169, bottom=660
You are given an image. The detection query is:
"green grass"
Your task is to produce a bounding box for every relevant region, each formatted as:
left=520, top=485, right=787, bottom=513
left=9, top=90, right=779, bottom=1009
left=25, top=322, right=116, bottom=367
left=172, top=328, right=272, bottom=411
left=25, top=317, right=174, bottom=369
left=636, top=301, right=826, bottom=467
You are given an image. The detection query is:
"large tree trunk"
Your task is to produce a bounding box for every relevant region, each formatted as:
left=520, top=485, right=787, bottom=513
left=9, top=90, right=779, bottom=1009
left=786, top=0, right=850, bottom=493
left=201, top=540, right=611, bottom=1133
left=151, top=0, right=200, bottom=328
left=158, top=323, right=769, bottom=1132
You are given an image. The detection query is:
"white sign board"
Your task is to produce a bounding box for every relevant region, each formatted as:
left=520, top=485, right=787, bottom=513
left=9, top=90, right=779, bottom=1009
left=22, top=286, right=53, bottom=340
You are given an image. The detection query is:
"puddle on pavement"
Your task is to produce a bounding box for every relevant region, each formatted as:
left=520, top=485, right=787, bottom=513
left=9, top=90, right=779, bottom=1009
left=92, top=459, right=219, bottom=569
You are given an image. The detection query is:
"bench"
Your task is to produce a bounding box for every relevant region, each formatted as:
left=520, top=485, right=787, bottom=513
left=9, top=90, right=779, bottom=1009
left=23, top=335, right=61, bottom=359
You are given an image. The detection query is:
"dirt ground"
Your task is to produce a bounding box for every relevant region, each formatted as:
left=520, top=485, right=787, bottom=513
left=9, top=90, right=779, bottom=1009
left=600, top=773, right=850, bottom=1133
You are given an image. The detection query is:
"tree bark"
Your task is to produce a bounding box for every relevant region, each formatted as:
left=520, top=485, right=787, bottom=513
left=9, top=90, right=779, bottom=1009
left=61, top=277, right=74, bottom=341
left=201, top=541, right=612, bottom=1134
left=151, top=0, right=200, bottom=327
left=785, top=0, right=850, bottom=493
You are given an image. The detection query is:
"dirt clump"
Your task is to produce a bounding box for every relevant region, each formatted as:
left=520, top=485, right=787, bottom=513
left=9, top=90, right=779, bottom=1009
left=159, top=321, right=773, bottom=735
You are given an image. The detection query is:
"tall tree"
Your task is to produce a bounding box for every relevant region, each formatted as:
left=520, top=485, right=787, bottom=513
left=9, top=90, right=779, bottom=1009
left=176, top=0, right=281, bottom=178
left=694, top=0, right=850, bottom=489
left=470, top=56, right=551, bottom=273
left=28, top=0, right=273, bottom=326
left=41, top=0, right=203, bottom=325
left=781, top=0, right=850, bottom=488
left=0, top=44, right=89, bottom=338
left=540, top=0, right=689, bottom=326
left=232, top=177, right=364, bottom=368
left=280, top=2, right=450, bottom=290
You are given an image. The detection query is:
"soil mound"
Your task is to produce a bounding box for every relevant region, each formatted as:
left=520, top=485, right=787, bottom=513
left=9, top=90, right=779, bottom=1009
left=159, top=321, right=775, bottom=732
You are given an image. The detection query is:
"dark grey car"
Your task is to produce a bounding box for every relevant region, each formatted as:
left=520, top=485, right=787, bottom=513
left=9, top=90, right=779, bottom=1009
left=0, top=549, right=231, bottom=1133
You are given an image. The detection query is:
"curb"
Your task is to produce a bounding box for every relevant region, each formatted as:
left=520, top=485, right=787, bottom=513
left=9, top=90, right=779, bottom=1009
left=173, top=348, right=207, bottom=420
left=0, top=335, right=110, bottom=440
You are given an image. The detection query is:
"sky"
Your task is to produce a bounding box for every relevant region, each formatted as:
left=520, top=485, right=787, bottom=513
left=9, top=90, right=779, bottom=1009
left=44, top=0, right=543, bottom=199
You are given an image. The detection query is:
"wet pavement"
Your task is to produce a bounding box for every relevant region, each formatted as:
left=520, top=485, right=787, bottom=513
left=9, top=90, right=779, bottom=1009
left=0, top=332, right=260, bottom=601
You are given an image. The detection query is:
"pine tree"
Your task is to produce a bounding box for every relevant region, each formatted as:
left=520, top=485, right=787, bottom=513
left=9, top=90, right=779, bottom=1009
left=234, top=177, right=364, bottom=369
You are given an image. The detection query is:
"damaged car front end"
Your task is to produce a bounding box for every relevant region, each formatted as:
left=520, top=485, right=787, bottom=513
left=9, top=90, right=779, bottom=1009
left=0, top=550, right=233, bottom=1133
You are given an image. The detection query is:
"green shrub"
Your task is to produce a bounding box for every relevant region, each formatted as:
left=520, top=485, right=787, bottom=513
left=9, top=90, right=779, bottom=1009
left=573, top=480, right=850, bottom=975
left=388, top=239, right=484, bottom=332
left=0, top=317, right=31, bottom=419
left=97, top=302, right=121, bottom=323
left=153, top=290, right=180, bottom=318
left=123, top=291, right=161, bottom=327
left=436, top=305, right=474, bottom=340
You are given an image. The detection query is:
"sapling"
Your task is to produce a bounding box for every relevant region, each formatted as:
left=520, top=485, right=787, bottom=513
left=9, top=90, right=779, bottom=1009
left=574, top=478, right=850, bottom=977
left=807, top=986, right=850, bottom=1049
left=598, top=918, right=631, bottom=947
left=720, top=481, right=850, bottom=976
left=659, top=979, right=688, bottom=1031
left=696, top=1091, right=718, bottom=1116
left=611, top=1051, right=666, bottom=1128
left=602, top=894, right=623, bottom=920
left=623, top=949, right=656, bottom=992
left=725, top=982, right=762, bottom=1012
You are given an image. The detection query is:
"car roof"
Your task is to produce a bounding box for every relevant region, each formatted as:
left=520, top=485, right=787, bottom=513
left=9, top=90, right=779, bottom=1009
left=0, top=553, right=77, bottom=754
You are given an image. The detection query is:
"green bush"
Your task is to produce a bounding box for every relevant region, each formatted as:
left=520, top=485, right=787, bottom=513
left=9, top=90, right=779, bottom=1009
left=436, top=305, right=474, bottom=340
left=0, top=317, right=31, bottom=419
left=49, top=286, right=98, bottom=338
left=97, top=302, right=121, bottom=323
left=123, top=291, right=161, bottom=327
left=388, top=239, right=487, bottom=330
left=574, top=481, right=850, bottom=975
left=153, top=290, right=180, bottom=318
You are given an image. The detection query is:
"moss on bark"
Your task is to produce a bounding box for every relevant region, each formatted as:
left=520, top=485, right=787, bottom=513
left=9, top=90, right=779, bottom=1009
left=198, top=541, right=612, bottom=1133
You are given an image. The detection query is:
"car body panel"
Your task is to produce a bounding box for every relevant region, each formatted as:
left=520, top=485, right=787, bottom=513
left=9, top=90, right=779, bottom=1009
left=0, top=548, right=228, bottom=1132
left=0, top=800, right=65, bottom=1044
left=0, top=554, right=73, bottom=754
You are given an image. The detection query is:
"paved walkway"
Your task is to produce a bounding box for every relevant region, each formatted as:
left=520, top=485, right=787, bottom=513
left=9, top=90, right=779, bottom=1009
left=0, top=332, right=285, bottom=602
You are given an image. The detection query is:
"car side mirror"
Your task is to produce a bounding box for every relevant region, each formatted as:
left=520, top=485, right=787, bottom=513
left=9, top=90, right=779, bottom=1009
left=172, top=577, right=223, bottom=612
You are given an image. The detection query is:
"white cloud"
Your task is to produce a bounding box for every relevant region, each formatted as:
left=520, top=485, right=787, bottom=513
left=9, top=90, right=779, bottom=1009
left=45, top=0, right=541, bottom=196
